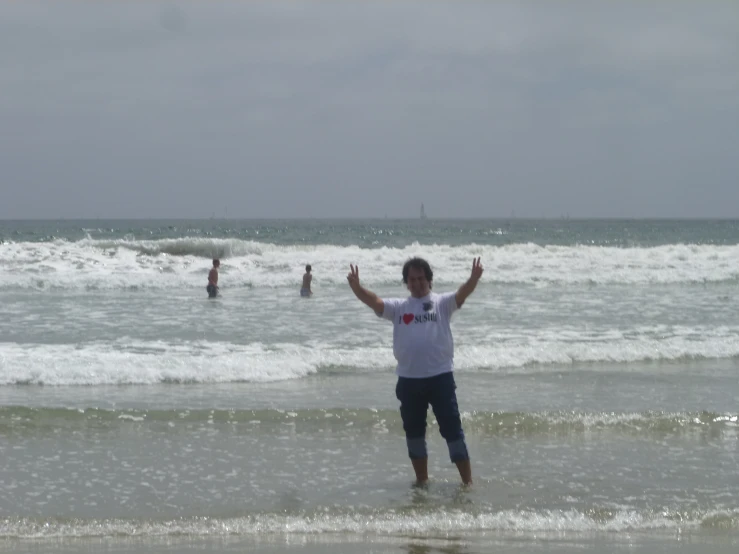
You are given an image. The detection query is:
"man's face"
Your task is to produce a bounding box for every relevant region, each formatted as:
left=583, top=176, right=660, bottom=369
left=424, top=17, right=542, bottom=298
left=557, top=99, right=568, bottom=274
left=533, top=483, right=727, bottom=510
left=406, top=267, right=431, bottom=298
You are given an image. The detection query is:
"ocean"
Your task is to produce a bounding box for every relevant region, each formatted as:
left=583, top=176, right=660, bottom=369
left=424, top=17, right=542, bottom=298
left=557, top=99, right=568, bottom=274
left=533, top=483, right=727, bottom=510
left=1, top=218, right=739, bottom=554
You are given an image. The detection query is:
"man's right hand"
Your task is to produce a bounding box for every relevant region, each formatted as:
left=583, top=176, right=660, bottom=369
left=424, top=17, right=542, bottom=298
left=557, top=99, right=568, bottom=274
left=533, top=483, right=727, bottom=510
left=347, top=264, right=384, bottom=313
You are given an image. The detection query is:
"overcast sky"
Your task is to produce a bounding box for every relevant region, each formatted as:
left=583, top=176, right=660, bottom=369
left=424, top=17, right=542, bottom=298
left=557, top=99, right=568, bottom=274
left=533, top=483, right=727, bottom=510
left=1, top=1, right=738, bottom=219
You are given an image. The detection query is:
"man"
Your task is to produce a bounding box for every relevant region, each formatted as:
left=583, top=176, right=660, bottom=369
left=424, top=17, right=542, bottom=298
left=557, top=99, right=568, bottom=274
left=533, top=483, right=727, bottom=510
left=347, top=256, right=483, bottom=485
left=207, top=259, right=220, bottom=298
left=300, top=264, right=313, bottom=297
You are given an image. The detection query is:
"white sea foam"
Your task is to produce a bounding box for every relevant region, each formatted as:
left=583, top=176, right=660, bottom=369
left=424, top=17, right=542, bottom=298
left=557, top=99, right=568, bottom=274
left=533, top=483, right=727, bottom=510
left=2, top=507, right=737, bottom=538
left=2, top=329, right=738, bottom=385
left=0, top=340, right=393, bottom=385
left=458, top=327, right=739, bottom=370
left=2, top=239, right=739, bottom=290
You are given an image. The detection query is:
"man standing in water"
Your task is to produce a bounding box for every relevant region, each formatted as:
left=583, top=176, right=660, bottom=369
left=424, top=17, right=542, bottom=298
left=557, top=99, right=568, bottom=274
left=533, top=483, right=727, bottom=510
left=347, top=257, right=483, bottom=485
left=207, top=259, right=220, bottom=298
left=300, top=264, right=313, bottom=297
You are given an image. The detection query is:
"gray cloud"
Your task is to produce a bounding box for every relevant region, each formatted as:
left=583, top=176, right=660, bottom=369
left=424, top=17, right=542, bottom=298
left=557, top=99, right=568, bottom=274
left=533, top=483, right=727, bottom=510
left=1, top=1, right=738, bottom=219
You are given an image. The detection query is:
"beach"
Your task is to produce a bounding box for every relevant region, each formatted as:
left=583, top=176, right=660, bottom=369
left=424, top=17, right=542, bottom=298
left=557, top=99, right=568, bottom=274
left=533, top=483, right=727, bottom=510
left=2, top=218, right=739, bottom=553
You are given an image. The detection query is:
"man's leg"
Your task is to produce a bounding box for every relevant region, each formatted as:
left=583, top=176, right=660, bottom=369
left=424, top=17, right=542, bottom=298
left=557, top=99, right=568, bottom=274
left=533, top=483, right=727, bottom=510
left=410, top=457, right=428, bottom=484
left=430, top=372, right=472, bottom=485
left=453, top=459, right=472, bottom=485
left=396, top=377, right=429, bottom=484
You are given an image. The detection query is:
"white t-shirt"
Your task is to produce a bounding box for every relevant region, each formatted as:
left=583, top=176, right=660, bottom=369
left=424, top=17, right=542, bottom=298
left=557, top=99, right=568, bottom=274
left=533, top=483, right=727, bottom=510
left=378, top=291, right=459, bottom=378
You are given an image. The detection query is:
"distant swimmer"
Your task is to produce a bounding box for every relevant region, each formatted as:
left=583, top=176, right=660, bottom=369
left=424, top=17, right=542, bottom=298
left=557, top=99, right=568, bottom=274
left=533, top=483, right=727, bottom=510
left=300, top=264, right=313, bottom=297
left=207, top=259, right=220, bottom=298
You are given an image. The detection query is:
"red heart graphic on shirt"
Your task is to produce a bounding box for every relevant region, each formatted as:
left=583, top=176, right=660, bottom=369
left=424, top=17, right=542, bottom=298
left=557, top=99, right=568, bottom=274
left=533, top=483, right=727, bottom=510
left=402, top=314, right=414, bottom=325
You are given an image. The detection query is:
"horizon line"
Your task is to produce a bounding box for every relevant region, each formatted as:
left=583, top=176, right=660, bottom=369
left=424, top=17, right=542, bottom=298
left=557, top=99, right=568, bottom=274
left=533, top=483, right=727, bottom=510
left=2, top=216, right=739, bottom=222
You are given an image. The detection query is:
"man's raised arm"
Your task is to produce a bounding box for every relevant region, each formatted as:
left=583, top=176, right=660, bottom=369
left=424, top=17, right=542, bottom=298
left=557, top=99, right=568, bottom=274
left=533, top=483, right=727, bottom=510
left=347, top=264, right=384, bottom=314
left=455, top=257, right=483, bottom=308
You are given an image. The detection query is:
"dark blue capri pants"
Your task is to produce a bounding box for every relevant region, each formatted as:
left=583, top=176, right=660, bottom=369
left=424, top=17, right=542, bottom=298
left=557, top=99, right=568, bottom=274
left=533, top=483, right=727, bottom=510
left=395, top=371, right=469, bottom=463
